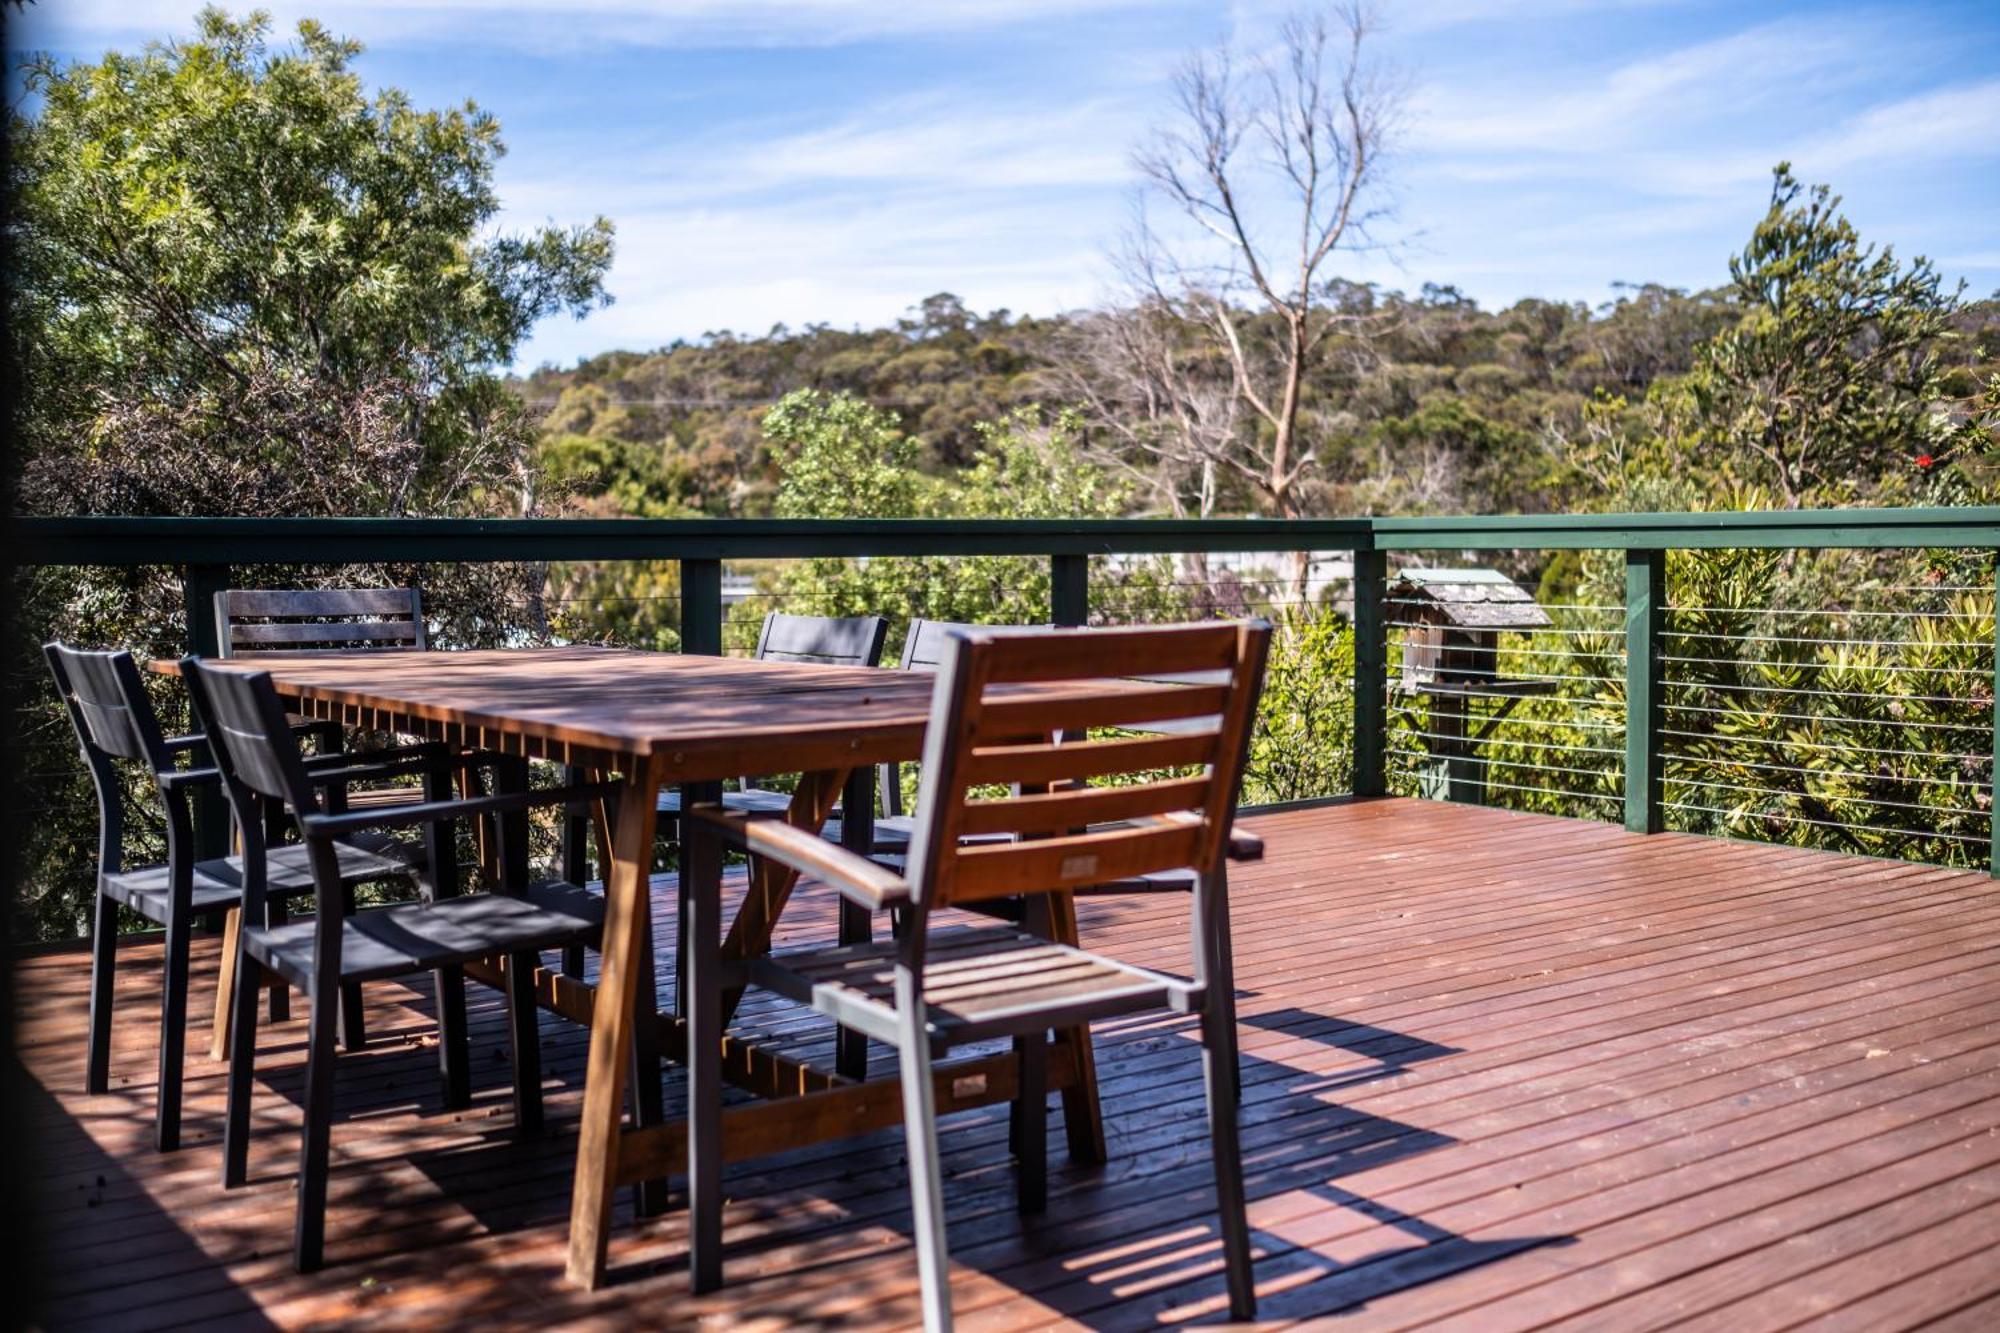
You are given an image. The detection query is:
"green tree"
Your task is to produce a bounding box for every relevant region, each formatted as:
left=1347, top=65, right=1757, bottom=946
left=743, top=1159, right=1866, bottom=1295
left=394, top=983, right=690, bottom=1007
left=1681, top=164, right=1958, bottom=506
left=12, top=7, right=612, bottom=517
left=7, top=8, right=615, bottom=940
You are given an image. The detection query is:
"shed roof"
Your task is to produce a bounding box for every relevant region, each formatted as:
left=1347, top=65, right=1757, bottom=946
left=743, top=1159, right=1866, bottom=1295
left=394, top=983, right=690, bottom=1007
left=1388, top=567, right=1553, bottom=630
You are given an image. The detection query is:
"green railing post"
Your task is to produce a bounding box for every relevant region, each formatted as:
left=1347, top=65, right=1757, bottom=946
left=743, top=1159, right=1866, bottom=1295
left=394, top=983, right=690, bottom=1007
left=1051, top=552, right=1088, bottom=627
left=680, top=558, right=723, bottom=656
left=182, top=563, right=231, bottom=858
left=1351, top=548, right=1387, bottom=799
left=1624, top=548, right=1665, bottom=834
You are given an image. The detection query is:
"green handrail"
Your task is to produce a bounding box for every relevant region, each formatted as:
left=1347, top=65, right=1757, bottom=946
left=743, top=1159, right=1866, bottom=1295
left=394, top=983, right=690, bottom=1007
left=11, top=507, right=1996, bottom=872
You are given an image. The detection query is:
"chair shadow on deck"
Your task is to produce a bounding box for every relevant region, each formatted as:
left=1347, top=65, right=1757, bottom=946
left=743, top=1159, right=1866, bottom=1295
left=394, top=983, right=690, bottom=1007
left=672, top=1007, right=1568, bottom=1328
left=22, top=1066, right=279, bottom=1330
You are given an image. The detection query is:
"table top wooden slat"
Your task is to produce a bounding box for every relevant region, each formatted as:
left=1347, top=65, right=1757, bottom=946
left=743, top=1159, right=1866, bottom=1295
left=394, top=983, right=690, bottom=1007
left=161, top=646, right=1151, bottom=779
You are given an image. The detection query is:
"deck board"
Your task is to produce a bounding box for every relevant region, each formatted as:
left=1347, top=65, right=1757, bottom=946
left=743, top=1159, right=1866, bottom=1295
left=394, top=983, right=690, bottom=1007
left=17, top=797, right=2000, bottom=1329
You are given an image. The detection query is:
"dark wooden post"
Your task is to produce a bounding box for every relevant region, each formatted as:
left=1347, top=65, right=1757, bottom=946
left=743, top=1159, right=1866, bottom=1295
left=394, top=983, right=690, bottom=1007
left=1624, top=548, right=1665, bottom=834
left=1991, top=551, right=1999, bottom=877
left=1351, top=548, right=1387, bottom=798
left=183, top=563, right=231, bottom=857
left=1050, top=553, right=1088, bottom=628
left=680, top=558, right=723, bottom=656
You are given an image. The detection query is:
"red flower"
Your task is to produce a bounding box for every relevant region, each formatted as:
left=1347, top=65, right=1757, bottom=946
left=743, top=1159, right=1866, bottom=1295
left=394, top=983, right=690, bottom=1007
left=1915, top=453, right=1935, bottom=469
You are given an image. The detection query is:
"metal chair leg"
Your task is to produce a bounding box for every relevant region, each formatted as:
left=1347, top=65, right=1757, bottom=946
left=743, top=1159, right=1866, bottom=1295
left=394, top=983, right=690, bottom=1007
left=1014, top=1032, right=1048, bottom=1214
left=434, top=964, right=471, bottom=1110
left=506, top=951, right=544, bottom=1134
left=685, top=818, right=724, bottom=1292
left=155, top=907, right=193, bottom=1151
left=337, top=883, right=367, bottom=1051
left=292, top=981, right=340, bottom=1273
left=85, top=891, right=117, bottom=1095
left=222, top=953, right=263, bottom=1189
left=1202, top=998, right=1255, bottom=1320
left=264, top=899, right=291, bottom=1022
left=897, top=1020, right=954, bottom=1332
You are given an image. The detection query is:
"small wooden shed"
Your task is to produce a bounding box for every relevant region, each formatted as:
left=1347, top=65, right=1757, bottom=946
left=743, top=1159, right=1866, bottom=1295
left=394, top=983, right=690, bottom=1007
left=1390, top=567, right=1552, bottom=691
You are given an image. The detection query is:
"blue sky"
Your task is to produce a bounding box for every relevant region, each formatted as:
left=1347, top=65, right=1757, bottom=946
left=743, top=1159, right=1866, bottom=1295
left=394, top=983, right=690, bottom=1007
left=14, top=1, right=2000, bottom=372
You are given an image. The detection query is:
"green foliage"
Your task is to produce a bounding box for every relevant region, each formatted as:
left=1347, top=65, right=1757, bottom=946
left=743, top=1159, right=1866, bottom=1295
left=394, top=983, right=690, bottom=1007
left=1241, top=610, right=1354, bottom=804
left=7, top=8, right=613, bottom=942
left=727, top=392, right=1167, bottom=653
left=12, top=6, right=613, bottom=507
left=1673, top=165, right=1960, bottom=506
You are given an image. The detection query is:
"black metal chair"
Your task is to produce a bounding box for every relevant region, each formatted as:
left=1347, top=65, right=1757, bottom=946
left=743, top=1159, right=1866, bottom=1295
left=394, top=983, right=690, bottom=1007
left=655, top=611, right=891, bottom=829
left=45, top=643, right=428, bottom=1152
left=185, top=656, right=610, bottom=1272
left=683, top=622, right=1271, bottom=1327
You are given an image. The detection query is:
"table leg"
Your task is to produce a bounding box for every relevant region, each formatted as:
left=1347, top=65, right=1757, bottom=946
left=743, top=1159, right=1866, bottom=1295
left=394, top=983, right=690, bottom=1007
left=566, top=761, right=661, bottom=1290
left=717, top=767, right=848, bottom=1028
left=1049, top=890, right=1107, bottom=1165
left=835, top=765, right=875, bottom=1079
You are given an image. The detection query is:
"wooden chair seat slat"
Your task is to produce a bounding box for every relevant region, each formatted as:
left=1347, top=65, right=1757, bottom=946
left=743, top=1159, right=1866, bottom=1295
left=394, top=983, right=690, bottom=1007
left=756, top=927, right=1192, bottom=1044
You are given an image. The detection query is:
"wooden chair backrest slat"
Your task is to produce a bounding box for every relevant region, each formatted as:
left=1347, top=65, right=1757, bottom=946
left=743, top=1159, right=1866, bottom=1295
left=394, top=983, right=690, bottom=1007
left=955, top=775, right=1212, bottom=839
left=753, top=612, right=889, bottom=667
left=976, top=682, right=1229, bottom=738
left=216, top=587, right=425, bottom=657
left=902, top=621, right=1270, bottom=912
left=946, top=821, right=1206, bottom=904
left=958, top=729, right=1217, bottom=789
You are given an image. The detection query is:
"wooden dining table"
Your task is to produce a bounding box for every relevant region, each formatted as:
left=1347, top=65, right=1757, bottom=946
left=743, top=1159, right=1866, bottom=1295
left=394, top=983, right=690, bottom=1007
left=172, top=644, right=1112, bottom=1289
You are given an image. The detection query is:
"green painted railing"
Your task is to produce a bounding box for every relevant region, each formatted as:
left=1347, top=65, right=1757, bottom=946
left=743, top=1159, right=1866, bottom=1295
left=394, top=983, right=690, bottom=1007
left=13, top=507, right=2000, bottom=870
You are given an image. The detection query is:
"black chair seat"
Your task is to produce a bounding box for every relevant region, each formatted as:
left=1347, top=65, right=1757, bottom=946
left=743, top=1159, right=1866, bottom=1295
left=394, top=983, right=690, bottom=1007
left=246, top=879, right=604, bottom=988
left=104, top=834, right=422, bottom=922
left=659, top=785, right=802, bottom=819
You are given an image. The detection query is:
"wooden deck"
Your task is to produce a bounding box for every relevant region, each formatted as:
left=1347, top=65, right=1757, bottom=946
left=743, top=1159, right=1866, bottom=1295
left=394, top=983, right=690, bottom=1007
left=17, top=797, right=2000, bottom=1330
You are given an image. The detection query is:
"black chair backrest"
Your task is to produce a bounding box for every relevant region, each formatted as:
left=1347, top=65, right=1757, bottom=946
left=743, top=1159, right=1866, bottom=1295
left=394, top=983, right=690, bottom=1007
left=45, top=643, right=171, bottom=772
left=216, top=588, right=426, bottom=657
left=753, top=612, right=889, bottom=668
left=898, top=619, right=1055, bottom=672
left=184, top=660, right=319, bottom=815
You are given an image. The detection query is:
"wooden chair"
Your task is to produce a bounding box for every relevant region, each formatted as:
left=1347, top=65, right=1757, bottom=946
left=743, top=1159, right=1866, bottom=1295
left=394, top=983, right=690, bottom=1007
left=216, top=586, right=427, bottom=656
left=215, top=587, right=434, bottom=801
left=869, top=619, right=1263, bottom=878
left=684, top=621, right=1271, bottom=1328
left=44, top=644, right=428, bottom=1152
left=185, top=657, right=610, bottom=1272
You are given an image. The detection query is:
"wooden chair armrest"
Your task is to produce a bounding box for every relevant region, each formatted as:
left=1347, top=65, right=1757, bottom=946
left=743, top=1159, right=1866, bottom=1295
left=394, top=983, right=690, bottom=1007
left=300, top=780, right=623, bottom=840
left=685, top=805, right=911, bottom=912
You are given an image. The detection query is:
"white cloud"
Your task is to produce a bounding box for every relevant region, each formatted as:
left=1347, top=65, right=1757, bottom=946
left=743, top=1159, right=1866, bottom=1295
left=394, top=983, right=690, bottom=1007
left=12, top=0, right=1157, bottom=54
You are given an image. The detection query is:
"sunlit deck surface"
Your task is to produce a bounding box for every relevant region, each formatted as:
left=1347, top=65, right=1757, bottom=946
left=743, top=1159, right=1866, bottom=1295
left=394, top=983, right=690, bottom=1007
left=20, top=797, right=2000, bottom=1330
